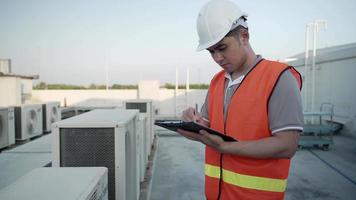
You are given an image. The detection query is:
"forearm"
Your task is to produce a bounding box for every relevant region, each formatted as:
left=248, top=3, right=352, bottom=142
left=220, top=131, right=300, bottom=159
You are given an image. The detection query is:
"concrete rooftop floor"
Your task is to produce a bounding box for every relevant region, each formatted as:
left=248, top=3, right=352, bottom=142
left=150, top=128, right=356, bottom=200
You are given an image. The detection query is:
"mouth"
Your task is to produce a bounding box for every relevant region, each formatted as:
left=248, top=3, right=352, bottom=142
left=220, top=63, right=229, bottom=68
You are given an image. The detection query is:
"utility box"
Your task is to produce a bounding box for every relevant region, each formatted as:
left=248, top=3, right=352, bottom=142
left=137, top=113, right=148, bottom=182
left=15, top=104, right=43, bottom=140
left=52, top=109, right=140, bottom=200
left=60, top=98, right=124, bottom=121
left=42, top=102, right=61, bottom=133
left=125, top=99, right=155, bottom=157
left=0, top=76, right=20, bottom=107
left=0, top=167, right=108, bottom=200
left=61, top=107, right=77, bottom=120
left=0, top=107, right=15, bottom=149
left=0, top=75, right=37, bottom=107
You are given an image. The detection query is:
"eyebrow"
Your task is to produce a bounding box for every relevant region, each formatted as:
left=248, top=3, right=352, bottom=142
left=208, top=43, right=226, bottom=52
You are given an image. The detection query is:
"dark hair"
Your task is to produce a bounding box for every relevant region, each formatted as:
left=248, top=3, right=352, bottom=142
left=225, top=25, right=248, bottom=40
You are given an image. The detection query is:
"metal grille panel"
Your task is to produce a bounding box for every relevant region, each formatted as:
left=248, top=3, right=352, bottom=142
left=0, top=114, right=3, bottom=136
left=126, top=102, right=147, bottom=113
left=61, top=110, right=76, bottom=119
left=0, top=112, right=7, bottom=148
left=60, top=128, right=115, bottom=200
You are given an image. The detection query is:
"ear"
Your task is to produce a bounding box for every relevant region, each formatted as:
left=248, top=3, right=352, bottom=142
left=239, top=29, right=249, bottom=45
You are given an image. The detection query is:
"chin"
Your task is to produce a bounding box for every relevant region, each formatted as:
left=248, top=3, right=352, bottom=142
left=223, top=68, right=234, bottom=73
left=220, top=64, right=233, bottom=72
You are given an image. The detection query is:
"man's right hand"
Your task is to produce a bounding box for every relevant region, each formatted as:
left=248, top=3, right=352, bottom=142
left=181, top=107, right=210, bottom=127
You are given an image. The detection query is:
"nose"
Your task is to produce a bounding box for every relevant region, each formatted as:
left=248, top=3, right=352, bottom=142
left=212, top=51, right=224, bottom=64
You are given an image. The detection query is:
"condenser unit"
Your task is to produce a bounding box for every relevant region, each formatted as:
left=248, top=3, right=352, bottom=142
left=125, top=99, right=154, bottom=157
left=73, top=98, right=124, bottom=115
left=15, top=104, right=43, bottom=141
left=137, top=113, right=148, bottom=182
left=61, top=106, right=77, bottom=120
left=42, top=101, right=61, bottom=133
left=0, top=167, right=108, bottom=200
left=0, top=107, right=15, bottom=149
left=52, top=109, right=140, bottom=200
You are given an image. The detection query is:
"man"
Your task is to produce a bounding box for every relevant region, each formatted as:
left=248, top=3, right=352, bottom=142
left=177, top=0, right=303, bottom=199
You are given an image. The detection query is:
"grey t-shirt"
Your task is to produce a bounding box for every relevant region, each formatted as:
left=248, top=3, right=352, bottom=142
left=201, top=57, right=304, bottom=134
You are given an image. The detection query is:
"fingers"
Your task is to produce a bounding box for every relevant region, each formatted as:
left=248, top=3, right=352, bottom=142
left=196, top=117, right=210, bottom=127
left=177, top=129, right=202, bottom=141
left=177, top=129, right=225, bottom=151
left=182, top=107, right=199, bottom=122
left=198, top=130, right=225, bottom=151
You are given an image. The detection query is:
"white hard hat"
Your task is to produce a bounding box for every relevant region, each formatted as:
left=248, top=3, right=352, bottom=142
left=196, top=0, right=248, bottom=51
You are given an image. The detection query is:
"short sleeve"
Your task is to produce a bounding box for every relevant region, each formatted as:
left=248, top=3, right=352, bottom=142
left=200, top=92, right=209, bottom=120
left=268, top=70, right=304, bottom=134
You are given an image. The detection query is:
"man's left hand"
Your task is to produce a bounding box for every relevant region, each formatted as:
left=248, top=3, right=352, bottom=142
left=177, top=129, right=226, bottom=152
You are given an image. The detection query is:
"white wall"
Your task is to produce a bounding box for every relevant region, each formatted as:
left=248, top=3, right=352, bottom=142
left=295, top=57, right=356, bottom=135
left=20, top=79, right=32, bottom=95
left=31, top=90, right=138, bottom=106
left=0, top=77, right=21, bottom=106
left=31, top=89, right=208, bottom=118
left=0, top=59, right=11, bottom=73
left=138, top=80, right=159, bottom=100
left=158, top=89, right=207, bottom=117
left=20, top=79, right=33, bottom=104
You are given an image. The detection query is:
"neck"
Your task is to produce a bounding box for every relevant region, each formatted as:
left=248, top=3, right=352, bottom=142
left=231, top=46, right=256, bottom=80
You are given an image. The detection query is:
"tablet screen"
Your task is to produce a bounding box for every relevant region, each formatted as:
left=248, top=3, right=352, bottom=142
left=155, top=120, right=236, bottom=142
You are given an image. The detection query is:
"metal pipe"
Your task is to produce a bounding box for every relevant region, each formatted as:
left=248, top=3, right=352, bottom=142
left=311, top=22, right=317, bottom=113
left=105, top=50, right=109, bottom=90
left=186, top=68, right=190, bottom=109
left=105, top=65, right=109, bottom=90
left=304, top=24, right=311, bottom=111
left=311, top=20, right=327, bottom=113
left=175, top=67, right=178, bottom=116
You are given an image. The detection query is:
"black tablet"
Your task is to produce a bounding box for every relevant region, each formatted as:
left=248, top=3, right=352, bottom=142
left=154, top=120, right=237, bottom=142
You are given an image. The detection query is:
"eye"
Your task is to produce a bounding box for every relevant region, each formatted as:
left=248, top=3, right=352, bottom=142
left=218, top=46, right=227, bottom=51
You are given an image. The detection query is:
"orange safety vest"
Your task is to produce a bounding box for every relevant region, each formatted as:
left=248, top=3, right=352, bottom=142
left=206, top=59, right=302, bottom=200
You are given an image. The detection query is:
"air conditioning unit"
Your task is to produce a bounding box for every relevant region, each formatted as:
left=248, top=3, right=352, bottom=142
left=0, top=107, right=15, bottom=149
left=61, top=106, right=77, bottom=120
left=72, top=98, right=123, bottom=108
left=42, top=102, right=61, bottom=133
left=52, top=109, right=140, bottom=200
left=15, top=104, right=43, bottom=141
left=125, top=99, right=154, bottom=157
left=60, top=106, right=112, bottom=121
left=72, top=98, right=124, bottom=115
left=137, top=113, right=148, bottom=182
left=0, top=167, right=108, bottom=200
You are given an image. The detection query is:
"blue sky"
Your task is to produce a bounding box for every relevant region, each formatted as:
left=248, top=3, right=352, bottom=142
left=1, top=0, right=356, bottom=85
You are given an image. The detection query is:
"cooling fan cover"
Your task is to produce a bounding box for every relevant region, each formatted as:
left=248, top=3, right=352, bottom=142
left=51, top=106, right=59, bottom=123
left=26, top=109, right=39, bottom=134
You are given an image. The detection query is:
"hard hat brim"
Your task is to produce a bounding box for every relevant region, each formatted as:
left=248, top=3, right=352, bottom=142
left=196, top=31, right=227, bottom=52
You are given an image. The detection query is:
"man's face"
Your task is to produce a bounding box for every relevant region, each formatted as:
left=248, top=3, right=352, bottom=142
left=207, top=36, right=247, bottom=73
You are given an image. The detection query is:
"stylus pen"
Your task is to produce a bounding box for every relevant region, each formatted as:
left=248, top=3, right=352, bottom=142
left=193, top=104, right=209, bottom=123
left=193, top=104, right=199, bottom=122
left=192, top=111, right=197, bottom=122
